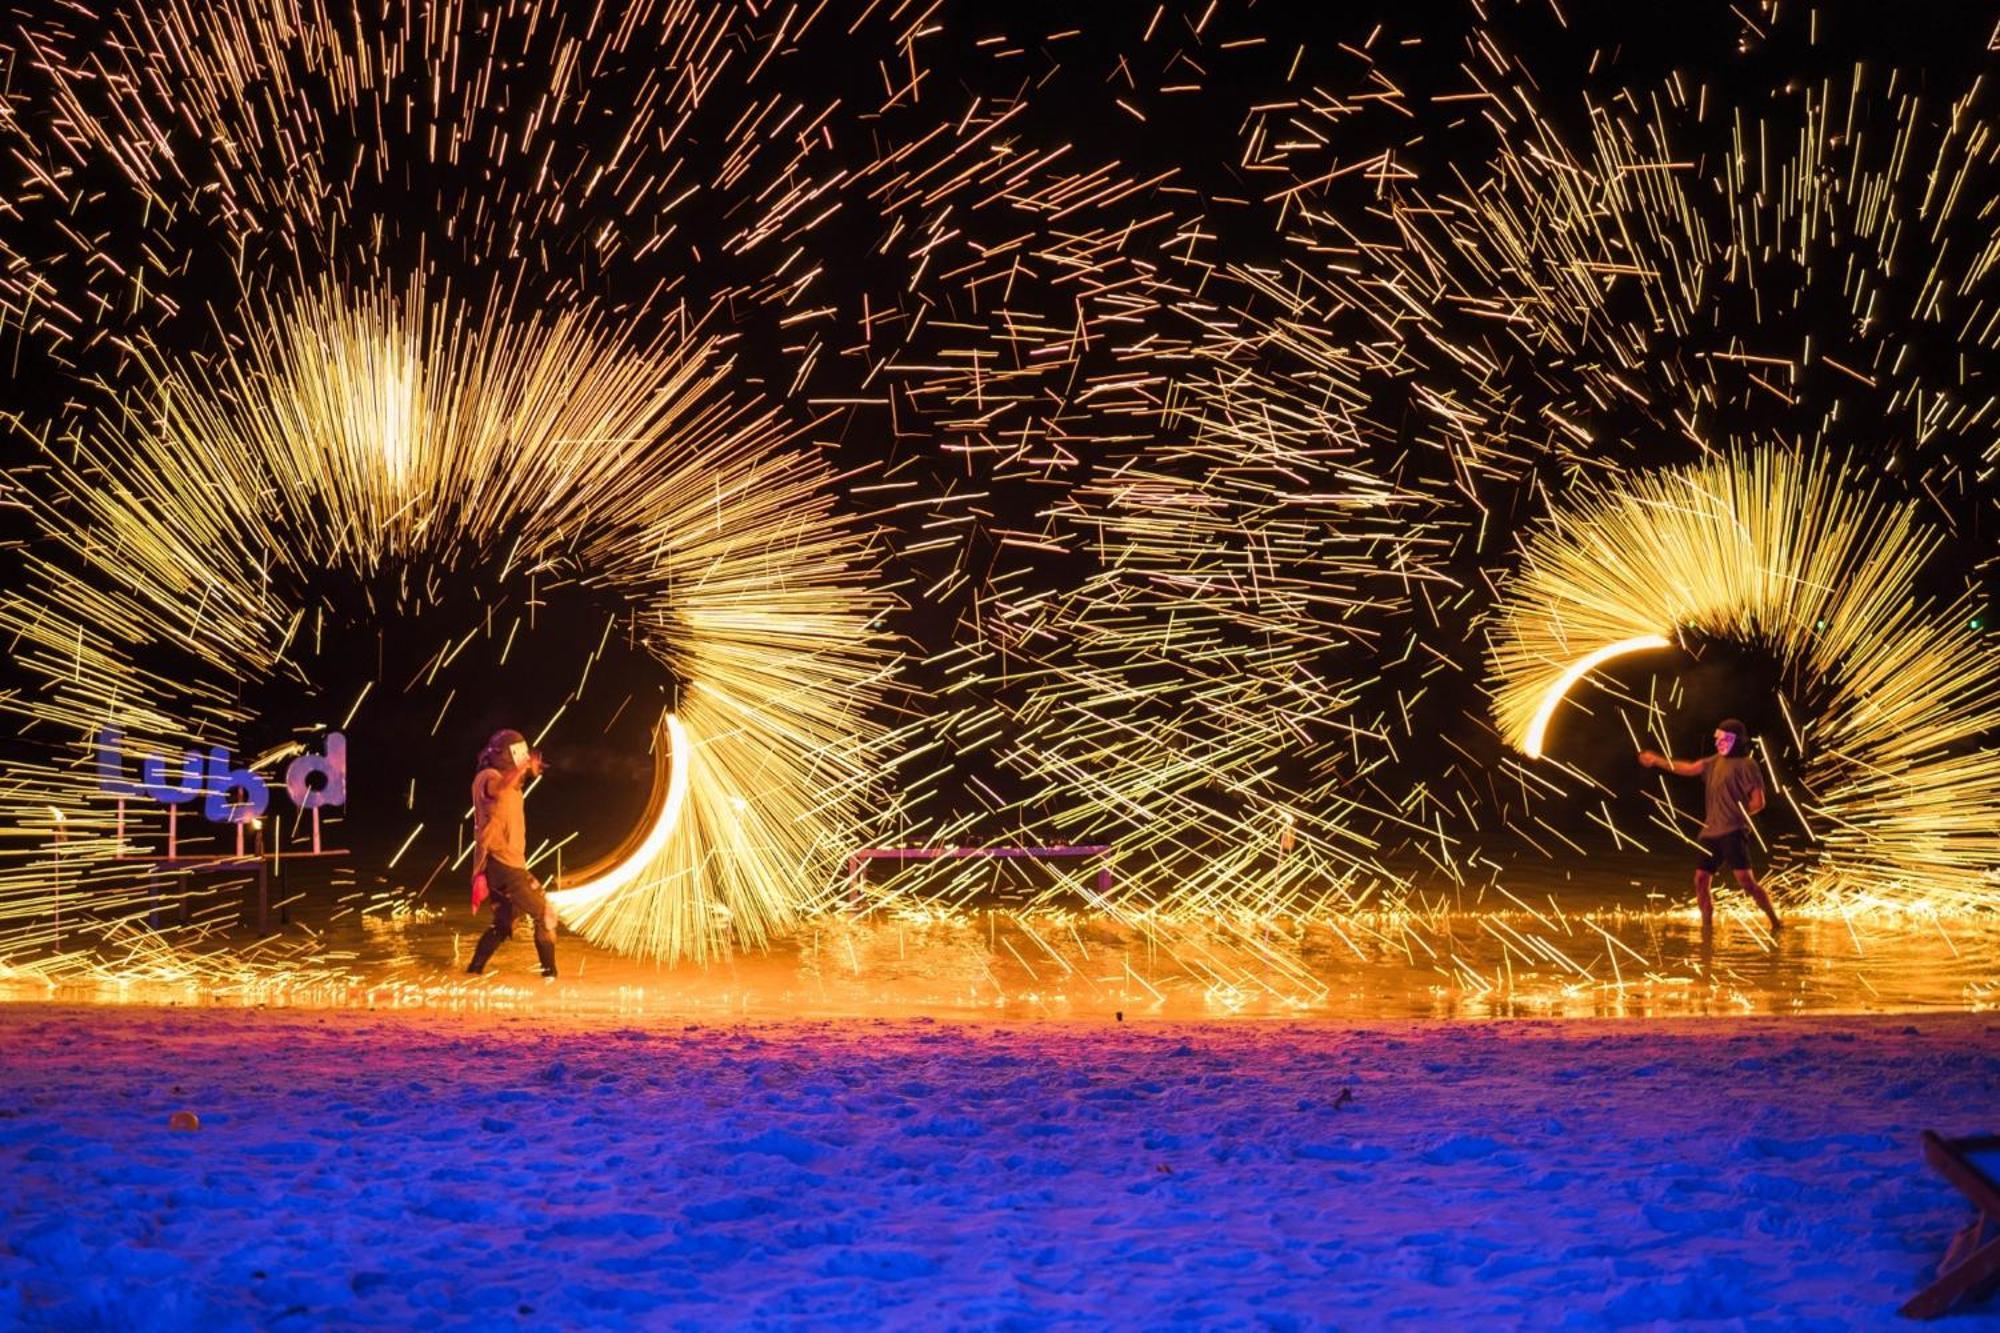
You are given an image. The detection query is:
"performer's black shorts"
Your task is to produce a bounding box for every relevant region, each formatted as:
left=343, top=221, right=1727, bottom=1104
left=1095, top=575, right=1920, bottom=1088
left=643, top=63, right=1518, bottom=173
left=1697, top=831, right=1751, bottom=873
left=485, top=861, right=549, bottom=923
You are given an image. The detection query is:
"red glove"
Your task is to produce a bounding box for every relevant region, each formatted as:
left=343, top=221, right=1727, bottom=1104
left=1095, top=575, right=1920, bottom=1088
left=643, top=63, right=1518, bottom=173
left=471, top=872, right=490, bottom=913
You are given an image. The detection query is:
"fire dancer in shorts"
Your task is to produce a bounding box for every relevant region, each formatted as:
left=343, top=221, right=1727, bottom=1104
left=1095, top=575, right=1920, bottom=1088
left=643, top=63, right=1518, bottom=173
left=466, top=728, right=559, bottom=978
left=1638, top=717, right=1782, bottom=933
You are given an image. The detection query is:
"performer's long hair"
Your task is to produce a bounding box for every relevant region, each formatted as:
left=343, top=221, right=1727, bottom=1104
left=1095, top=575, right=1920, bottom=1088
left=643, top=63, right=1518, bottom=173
left=478, top=728, right=527, bottom=773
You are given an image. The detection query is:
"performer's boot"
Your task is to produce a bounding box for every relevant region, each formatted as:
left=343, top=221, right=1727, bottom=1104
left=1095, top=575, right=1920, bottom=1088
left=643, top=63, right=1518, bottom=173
left=535, top=935, right=558, bottom=979
left=467, top=927, right=504, bottom=975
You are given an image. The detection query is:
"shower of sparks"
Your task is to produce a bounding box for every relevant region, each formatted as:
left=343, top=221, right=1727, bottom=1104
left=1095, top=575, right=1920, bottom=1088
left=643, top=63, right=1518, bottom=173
left=1205, top=25, right=2000, bottom=903
left=2, top=0, right=1431, bottom=974
left=1232, top=57, right=2000, bottom=518
left=1, top=282, right=894, bottom=966
left=0, top=1, right=1994, bottom=1001
left=1490, top=448, right=2000, bottom=911
left=956, top=377, right=1449, bottom=920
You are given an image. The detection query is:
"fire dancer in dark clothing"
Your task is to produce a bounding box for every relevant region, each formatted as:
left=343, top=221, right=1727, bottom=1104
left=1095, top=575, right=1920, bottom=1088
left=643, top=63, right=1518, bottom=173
left=1638, top=717, right=1783, bottom=933
left=466, top=728, right=558, bottom=978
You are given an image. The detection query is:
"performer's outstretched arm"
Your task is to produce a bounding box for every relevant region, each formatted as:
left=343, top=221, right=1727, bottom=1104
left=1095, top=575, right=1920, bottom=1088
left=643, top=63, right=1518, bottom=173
left=1637, top=750, right=1704, bottom=778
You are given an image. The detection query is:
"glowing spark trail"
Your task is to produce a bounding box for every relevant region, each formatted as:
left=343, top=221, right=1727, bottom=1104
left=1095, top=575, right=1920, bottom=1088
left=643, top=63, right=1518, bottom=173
left=1489, top=449, right=2000, bottom=911
left=1212, top=21, right=2000, bottom=906
left=2, top=282, right=893, bottom=965
left=548, top=714, right=692, bottom=942
left=1, top=1, right=1994, bottom=1005
left=1520, top=636, right=1677, bottom=762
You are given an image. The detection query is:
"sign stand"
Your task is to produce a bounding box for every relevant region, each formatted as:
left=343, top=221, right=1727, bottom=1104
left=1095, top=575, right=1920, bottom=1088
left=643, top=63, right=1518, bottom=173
left=97, top=729, right=350, bottom=938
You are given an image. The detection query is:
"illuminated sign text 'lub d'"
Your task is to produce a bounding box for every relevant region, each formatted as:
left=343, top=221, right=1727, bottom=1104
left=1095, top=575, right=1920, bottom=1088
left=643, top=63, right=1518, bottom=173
left=95, top=729, right=348, bottom=824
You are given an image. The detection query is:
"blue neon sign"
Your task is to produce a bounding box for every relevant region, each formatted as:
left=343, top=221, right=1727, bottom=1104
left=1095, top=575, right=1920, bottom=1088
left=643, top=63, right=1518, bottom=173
left=95, top=729, right=347, bottom=824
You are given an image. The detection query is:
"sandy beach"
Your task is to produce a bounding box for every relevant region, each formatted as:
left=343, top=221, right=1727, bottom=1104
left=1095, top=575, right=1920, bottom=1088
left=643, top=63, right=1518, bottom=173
left=4, top=1003, right=1995, bottom=1328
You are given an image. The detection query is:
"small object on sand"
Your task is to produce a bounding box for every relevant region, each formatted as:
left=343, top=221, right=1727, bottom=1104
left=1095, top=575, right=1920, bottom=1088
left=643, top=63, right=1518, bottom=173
left=168, top=1110, right=200, bottom=1132
left=1333, top=1087, right=1355, bottom=1109
left=1901, top=1129, right=2000, bottom=1319
left=1115, top=1011, right=1123, bottom=1022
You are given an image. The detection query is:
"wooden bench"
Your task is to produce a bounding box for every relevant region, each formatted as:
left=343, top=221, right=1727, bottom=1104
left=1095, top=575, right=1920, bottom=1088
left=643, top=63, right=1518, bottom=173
left=1902, top=1131, right=2000, bottom=1319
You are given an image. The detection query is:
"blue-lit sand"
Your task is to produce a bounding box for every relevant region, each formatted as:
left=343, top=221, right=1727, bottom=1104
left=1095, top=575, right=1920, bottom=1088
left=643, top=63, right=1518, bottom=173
left=3, top=1004, right=1992, bottom=1327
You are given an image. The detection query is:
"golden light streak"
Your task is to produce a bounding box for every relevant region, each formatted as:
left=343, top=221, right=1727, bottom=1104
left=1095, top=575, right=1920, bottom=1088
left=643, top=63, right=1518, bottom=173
left=0, top=281, right=896, bottom=967
left=1489, top=448, right=2000, bottom=910
left=1, top=1, right=1993, bottom=1005
left=548, top=713, right=690, bottom=923
left=1521, top=635, right=1677, bottom=760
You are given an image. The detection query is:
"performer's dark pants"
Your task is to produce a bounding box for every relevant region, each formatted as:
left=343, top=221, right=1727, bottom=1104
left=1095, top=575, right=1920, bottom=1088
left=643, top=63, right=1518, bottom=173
left=468, top=862, right=557, bottom=977
left=1696, top=830, right=1752, bottom=873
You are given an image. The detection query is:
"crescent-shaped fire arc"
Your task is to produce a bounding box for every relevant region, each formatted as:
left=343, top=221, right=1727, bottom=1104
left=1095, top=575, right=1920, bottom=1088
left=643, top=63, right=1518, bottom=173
left=548, top=713, right=690, bottom=920
left=1520, top=634, right=1677, bottom=760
